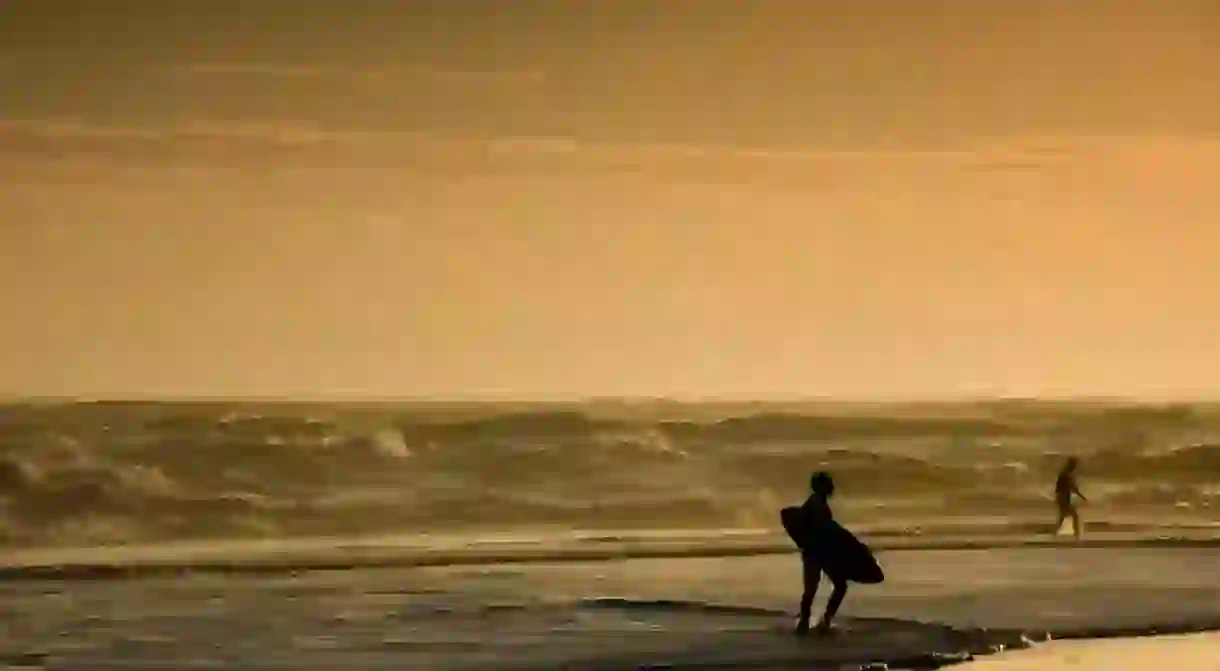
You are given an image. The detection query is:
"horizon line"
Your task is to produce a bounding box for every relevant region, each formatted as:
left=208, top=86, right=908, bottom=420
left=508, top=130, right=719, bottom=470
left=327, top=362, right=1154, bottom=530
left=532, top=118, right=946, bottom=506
left=3, top=392, right=1218, bottom=406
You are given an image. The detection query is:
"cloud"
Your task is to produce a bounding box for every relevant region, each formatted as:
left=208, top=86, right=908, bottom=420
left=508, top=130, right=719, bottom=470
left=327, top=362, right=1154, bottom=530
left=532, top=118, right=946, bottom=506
left=0, top=118, right=166, bottom=141
left=957, top=139, right=1081, bottom=175
left=5, top=117, right=1216, bottom=190
left=958, top=136, right=1220, bottom=180
left=0, top=118, right=373, bottom=155
left=181, top=63, right=327, bottom=79
left=0, top=117, right=943, bottom=163
left=0, top=119, right=931, bottom=191
left=178, top=62, right=547, bottom=86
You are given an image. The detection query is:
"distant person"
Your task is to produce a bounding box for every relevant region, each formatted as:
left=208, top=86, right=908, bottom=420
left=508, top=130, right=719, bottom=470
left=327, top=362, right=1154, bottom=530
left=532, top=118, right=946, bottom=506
left=1054, top=457, right=1087, bottom=540
left=793, top=471, right=849, bottom=636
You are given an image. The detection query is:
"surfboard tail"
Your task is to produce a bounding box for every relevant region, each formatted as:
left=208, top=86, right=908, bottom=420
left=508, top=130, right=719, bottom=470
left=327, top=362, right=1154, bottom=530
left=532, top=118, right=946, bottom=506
left=853, top=563, right=886, bottom=584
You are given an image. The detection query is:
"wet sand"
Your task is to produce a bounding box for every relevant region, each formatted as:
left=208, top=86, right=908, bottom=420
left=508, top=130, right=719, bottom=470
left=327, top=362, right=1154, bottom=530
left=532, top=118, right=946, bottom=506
left=4, top=527, right=1220, bottom=580
left=3, top=539, right=1219, bottom=669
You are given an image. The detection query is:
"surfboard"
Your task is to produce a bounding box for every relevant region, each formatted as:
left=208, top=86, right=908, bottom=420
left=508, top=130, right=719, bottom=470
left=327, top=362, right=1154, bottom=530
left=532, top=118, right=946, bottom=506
left=780, top=506, right=885, bottom=584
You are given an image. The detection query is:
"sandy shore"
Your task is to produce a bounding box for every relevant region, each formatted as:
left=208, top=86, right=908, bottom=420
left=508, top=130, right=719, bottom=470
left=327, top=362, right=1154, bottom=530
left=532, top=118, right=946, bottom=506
left=957, top=631, right=1220, bottom=670
left=2, top=540, right=1219, bottom=669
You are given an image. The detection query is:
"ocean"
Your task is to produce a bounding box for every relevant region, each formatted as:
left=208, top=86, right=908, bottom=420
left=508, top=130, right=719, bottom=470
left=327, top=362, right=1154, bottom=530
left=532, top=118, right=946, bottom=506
left=2, top=399, right=1218, bottom=549
left=4, top=399, right=1220, bottom=669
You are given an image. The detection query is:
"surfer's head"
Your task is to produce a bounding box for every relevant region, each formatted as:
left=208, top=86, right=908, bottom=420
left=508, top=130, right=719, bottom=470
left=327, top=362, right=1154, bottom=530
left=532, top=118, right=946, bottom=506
left=1064, top=457, right=1079, bottom=472
left=809, top=471, right=835, bottom=498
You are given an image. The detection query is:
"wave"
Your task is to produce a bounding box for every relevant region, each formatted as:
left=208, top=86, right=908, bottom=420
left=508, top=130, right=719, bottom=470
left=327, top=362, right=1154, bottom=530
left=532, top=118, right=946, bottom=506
left=2, top=401, right=1219, bottom=548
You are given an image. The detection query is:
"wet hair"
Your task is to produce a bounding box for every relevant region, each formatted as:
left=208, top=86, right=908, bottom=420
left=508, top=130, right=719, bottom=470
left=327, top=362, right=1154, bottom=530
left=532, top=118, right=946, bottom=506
left=809, top=471, right=835, bottom=497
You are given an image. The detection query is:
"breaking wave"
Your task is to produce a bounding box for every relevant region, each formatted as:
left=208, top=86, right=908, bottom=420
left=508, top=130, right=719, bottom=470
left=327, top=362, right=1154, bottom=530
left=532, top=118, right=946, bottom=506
left=1, top=400, right=1218, bottom=547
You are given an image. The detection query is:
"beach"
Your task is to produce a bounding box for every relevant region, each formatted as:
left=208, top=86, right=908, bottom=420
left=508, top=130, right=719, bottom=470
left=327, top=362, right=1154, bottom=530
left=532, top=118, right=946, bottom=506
left=5, top=0, right=1220, bottom=664
left=4, top=400, right=1220, bottom=668
left=3, top=538, right=1219, bottom=669
left=957, top=632, right=1220, bottom=670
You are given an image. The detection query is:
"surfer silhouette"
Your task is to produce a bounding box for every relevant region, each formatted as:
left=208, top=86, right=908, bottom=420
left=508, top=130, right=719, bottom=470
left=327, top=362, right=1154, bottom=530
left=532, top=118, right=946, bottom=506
left=791, top=471, right=848, bottom=636
left=1054, top=457, right=1087, bottom=540
left=780, top=470, right=884, bottom=636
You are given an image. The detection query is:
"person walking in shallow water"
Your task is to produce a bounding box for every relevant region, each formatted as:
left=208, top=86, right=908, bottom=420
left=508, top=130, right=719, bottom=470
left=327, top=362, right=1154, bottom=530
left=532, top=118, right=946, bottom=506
left=1055, top=457, right=1087, bottom=540
left=795, top=471, right=847, bottom=636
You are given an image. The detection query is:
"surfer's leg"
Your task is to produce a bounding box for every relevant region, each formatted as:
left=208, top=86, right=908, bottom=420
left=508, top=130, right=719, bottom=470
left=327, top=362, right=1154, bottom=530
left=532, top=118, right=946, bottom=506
left=1053, top=501, right=1067, bottom=536
left=817, top=577, right=848, bottom=632
left=1070, top=504, right=1083, bottom=541
left=796, top=553, right=820, bottom=634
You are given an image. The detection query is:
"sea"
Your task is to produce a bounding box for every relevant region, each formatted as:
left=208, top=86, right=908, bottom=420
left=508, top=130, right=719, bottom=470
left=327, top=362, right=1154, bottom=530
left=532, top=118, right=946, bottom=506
left=2, top=398, right=1218, bottom=549
left=3, top=398, right=1220, bottom=669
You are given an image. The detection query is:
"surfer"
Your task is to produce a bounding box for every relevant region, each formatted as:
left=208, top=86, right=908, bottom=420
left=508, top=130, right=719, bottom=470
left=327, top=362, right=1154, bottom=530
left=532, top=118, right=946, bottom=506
left=795, top=471, right=848, bottom=637
left=1054, top=457, right=1087, bottom=540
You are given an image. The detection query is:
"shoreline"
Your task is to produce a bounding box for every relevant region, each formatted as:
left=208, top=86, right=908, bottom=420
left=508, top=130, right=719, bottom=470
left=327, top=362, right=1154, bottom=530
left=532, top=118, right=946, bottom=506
left=4, top=529, right=1220, bottom=581
left=530, top=607, right=1220, bottom=671
left=3, top=545, right=1218, bottom=670
left=951, top=631, right=1220, bottom=671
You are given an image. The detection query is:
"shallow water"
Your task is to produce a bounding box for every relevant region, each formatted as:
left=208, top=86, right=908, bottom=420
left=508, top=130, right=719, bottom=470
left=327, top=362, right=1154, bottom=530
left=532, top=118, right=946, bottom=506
left=3, top=546, right=1219, bottom=669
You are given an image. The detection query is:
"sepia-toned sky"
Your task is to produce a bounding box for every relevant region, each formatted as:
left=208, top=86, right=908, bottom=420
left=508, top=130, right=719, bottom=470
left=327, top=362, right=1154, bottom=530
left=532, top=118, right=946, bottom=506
left=2, top=0, right=1219, bottom=399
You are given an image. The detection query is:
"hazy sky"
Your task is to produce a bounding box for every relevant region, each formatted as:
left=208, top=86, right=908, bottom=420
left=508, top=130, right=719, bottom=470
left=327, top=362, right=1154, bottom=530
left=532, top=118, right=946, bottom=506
left=2, top=1, right=1219, bottom=399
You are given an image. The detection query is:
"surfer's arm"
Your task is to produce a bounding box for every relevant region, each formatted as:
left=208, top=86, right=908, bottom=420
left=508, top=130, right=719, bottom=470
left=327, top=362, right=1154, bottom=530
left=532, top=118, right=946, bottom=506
left=1071, top=477, right=1087, bottom=502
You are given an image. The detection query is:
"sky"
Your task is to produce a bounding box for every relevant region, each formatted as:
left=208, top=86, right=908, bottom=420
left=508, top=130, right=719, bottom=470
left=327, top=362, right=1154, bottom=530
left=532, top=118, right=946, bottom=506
left=2, top=0, right=1219, bottom=400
